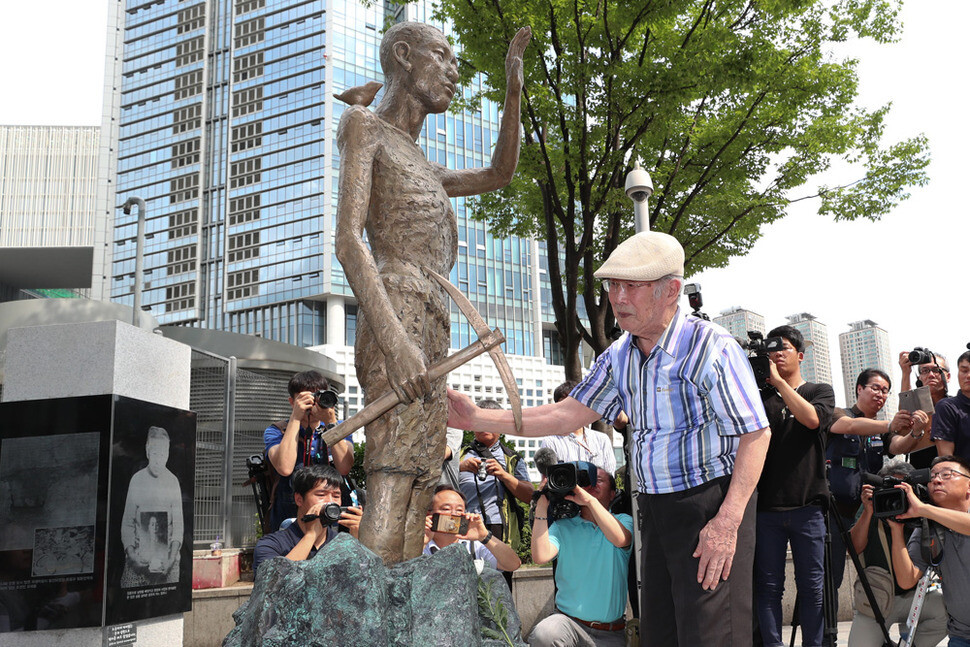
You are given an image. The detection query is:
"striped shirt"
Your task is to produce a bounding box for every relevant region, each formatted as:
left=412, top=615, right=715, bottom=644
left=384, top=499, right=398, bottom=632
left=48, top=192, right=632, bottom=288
left=571, top=308, right=767, bottom=494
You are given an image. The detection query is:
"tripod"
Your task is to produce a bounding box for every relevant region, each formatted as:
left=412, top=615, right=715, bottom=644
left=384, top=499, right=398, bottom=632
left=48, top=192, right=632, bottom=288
left=787, top=494, right=896, bottom=647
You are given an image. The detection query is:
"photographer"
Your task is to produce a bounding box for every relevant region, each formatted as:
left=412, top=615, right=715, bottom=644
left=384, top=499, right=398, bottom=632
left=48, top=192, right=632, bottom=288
left=889, top=455, right=970, bottom=646
left=264, top=370, right=354, bottom=531
left=932, top=350, right=970, bottom=461
left=458, top=399, right=534, bottom=564
left=529, top=466, right=633, bottom=647
left=846, top=460, right=946, bottom=647
left=422, top=485, right=521, bottom=573
left=252, top=465, right=362, bottom=578
left=754, top=325, right=835, bottom=647
left=893, top=350, right=949, bottom=468
left=827, top=368, right=911, bottom=592
left=540, top=381, right=617, bottom=475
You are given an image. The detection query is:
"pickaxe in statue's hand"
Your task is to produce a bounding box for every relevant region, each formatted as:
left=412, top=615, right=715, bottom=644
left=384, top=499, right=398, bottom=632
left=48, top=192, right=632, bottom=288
left=321, top=270, right=523, bottom=446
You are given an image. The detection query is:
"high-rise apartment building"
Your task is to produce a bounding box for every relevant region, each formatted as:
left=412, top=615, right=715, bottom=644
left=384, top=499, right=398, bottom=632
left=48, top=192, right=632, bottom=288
left=713, top=306, right=764, bottom=342
left=786, top=312, right=833, bottom=387
left=839, top=319, right=896, bottom=418
left=104, top=0, right=567, bottom=451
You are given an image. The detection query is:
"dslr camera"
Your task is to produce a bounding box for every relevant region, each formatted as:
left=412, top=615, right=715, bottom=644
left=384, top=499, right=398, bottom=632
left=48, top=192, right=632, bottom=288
left=862, top=469, right=931, bottom=519
left=739, top=331, right=785, bottom=390
left=314, top=389, right=339, bottom=409
left=541, top=460, right=598, bottom=522
left=908, top=347, right=934, bottom=365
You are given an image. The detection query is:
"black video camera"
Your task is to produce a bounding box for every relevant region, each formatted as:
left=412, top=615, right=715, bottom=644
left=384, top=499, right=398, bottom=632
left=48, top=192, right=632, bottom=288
left=314, top=389, right=339, bottom=409
left=542, top=460, right=598, bottom=522
left=862, top=469, right=931, bottom=519
left=739, top=331, right=785, bottom=390
left=301, top=502, right=350, bottom=524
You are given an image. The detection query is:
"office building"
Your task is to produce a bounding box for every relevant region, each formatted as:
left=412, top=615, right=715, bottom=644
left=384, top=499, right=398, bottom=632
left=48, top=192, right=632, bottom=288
left=713, top=306, right=764, bottom=342
left=104, top=0, right=567, bottom=446
left=786, top=312, right=833, bottom=387
left=0, top=125, right=101, bottom=299
left=839, top=319, right=896, bottom=418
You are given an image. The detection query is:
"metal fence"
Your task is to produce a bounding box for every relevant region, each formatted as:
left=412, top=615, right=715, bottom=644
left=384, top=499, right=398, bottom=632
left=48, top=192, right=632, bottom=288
left=189, top=348, right=293, bottom=549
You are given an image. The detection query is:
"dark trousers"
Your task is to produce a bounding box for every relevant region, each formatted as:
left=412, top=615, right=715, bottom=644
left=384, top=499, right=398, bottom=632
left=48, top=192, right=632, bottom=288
left=754, top=506, right=826, bottom=647
left=638, top=475, right=757, bottom=647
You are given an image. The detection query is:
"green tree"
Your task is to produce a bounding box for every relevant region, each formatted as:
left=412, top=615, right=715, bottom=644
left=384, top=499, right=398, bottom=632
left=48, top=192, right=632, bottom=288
left=439, top=0, right=929, bottom=379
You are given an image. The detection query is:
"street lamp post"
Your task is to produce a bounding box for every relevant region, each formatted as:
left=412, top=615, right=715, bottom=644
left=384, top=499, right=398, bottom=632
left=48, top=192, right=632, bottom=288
left=122, top=197, right=147, bottom=327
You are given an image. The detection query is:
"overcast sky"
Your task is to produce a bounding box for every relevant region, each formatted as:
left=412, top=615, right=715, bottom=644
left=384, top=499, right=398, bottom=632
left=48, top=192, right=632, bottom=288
left=1, top=1, right=966, bottom=407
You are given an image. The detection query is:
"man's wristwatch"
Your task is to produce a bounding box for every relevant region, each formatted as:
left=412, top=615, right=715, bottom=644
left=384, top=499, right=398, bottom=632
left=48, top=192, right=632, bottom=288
left=482, top=530, right=494, bottom=545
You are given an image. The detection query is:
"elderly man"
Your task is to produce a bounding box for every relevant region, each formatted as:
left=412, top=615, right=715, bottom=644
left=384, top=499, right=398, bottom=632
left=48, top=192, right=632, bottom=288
left=449, top=231, right=770, bottom=647
left=334, top=22, right=530, bottom=564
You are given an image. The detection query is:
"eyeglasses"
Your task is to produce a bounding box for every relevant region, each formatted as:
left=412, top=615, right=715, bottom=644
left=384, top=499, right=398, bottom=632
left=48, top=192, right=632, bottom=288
left=918, top=366, right=948, bottom=376
left=864, top=384, right=890, bottom=395
left=602, top=279, right=653, bottom=293
left=929, top=469, right=970, bottom=481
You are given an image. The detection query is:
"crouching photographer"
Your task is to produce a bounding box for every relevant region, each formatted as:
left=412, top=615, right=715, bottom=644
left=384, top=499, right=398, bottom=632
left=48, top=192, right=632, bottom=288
left=528, top=462, right=633, bottom=647
left=889, top=455, right=970, bottom=647
left=846, top=460, right=946, bottom=647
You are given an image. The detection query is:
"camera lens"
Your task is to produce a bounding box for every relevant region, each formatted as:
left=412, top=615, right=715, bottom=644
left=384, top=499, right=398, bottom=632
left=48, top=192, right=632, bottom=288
left=321, top=503, right=343, bottom=523
left=315, top=390, right=338, bottom=408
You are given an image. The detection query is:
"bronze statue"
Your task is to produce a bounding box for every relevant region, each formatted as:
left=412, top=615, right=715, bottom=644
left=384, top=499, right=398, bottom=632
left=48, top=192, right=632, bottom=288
left=334, top=22, right=530, bottom=564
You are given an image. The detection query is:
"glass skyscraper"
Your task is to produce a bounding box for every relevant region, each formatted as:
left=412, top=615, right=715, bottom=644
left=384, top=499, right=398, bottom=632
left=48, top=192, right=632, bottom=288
left=105, top=0, right=568, bottom=436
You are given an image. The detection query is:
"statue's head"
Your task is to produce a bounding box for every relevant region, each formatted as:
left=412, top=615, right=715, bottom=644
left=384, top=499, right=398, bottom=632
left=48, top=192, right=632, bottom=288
left=380, top=22, right=458, bottom=114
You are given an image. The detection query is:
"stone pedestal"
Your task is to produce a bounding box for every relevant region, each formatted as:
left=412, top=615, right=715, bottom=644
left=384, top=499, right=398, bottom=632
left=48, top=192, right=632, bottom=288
left=225, top=534, right=526, bottom=647
left=1, top=320, right=191, bottom=647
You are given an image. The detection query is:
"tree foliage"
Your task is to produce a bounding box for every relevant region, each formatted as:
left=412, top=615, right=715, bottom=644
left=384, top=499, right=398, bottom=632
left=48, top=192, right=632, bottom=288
left=436, top=0, right=929, bottom=378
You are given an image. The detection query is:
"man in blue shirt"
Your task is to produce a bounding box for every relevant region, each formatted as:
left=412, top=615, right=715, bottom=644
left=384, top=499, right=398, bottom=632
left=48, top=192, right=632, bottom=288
left=253, top=465, right=361, bottom=577
left=448, top=231, right=769, bottom=647
left=529, top=465, right=633, bottom=647
left=263, top=370, right=354, bottom=531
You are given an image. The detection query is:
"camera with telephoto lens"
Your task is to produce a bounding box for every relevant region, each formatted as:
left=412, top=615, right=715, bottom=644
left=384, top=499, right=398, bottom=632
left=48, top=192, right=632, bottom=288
left=313, top=389, right=339, bottom=409
left=542, top=460, right=598, bottom=522
left=862, top=469, right=931, bottom=519
left=301, top=502, right=349, bottom=524
left=908, top=347, right=935, bottom=365
left=739, top=331, right=785, bottom=390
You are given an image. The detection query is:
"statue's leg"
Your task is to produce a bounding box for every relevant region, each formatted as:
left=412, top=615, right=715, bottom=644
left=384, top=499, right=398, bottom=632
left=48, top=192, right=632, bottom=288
left=355, top=274, right=450, bottom=563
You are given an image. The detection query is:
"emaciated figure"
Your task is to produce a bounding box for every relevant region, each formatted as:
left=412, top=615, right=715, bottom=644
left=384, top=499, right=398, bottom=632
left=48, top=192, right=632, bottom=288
left=334, top=22, right=530, bottom=564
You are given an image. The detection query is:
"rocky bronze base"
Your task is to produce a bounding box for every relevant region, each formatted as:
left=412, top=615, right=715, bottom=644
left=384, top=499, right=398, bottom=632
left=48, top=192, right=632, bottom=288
left=223, top=534, right=525, bottom=647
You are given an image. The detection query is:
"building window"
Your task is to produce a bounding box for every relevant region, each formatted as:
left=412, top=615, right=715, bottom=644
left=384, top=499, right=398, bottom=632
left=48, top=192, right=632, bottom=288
left=346, top=304, right=357, bottom=346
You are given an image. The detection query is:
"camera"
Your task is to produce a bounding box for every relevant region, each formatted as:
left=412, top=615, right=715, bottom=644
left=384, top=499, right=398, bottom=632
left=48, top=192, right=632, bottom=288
left=314, top=389, right=339, bottom=409
left=739, top=331, right=785, bottom=390
left=301, top=502, right=349, bottom=524
left=683, top=283, right=709, bottom=321
left=429, top=513, right=470, bottom=535
left=542, top=460, right=598, bottom=522
left=624, top=167, right=653, bottom=203
left=862, top=469, right=931, bottom=519
left=908, top=347, right=934, bottom=365
left=246, top=454, right=268, bottom=478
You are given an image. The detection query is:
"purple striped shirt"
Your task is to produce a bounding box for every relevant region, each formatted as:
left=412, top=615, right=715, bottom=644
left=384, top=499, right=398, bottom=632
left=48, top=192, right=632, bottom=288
left=571, top=308, right=767, bottom=494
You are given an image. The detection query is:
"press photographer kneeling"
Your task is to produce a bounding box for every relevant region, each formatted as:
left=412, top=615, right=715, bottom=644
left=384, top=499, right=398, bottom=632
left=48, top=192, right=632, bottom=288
left=529, top=460, right=633, bottom=647
left=889, top=455, right=970, bottom=647
left=846, top=460, right=946, bottom=647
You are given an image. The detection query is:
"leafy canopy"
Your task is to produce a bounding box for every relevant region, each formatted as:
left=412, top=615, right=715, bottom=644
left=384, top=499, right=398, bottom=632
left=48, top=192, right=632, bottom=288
left=436, top=0, right=928, bottom=376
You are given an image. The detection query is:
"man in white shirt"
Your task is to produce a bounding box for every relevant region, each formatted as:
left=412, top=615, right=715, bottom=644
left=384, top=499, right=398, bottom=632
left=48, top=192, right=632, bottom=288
left=541, top=381, right=617, bottom=474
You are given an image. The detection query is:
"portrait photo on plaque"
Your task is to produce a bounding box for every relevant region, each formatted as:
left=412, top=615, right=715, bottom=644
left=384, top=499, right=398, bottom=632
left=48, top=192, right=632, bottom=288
left=0, top=395, right=112, bottom=632
left=105, top=396, right=195, bottom=625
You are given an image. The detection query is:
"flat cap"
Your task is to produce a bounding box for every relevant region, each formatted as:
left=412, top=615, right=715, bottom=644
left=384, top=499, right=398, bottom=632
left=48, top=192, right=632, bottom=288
left=594, top=231, right=684, bottom=281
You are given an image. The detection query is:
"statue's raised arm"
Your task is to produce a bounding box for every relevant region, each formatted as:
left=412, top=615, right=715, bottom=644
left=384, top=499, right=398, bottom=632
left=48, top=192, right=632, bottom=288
left=440, top=26, right=531, bottom=197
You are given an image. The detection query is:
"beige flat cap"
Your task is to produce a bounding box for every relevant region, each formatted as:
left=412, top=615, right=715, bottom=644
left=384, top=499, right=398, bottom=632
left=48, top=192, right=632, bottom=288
left=594, top=231, right=684, bottom=281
